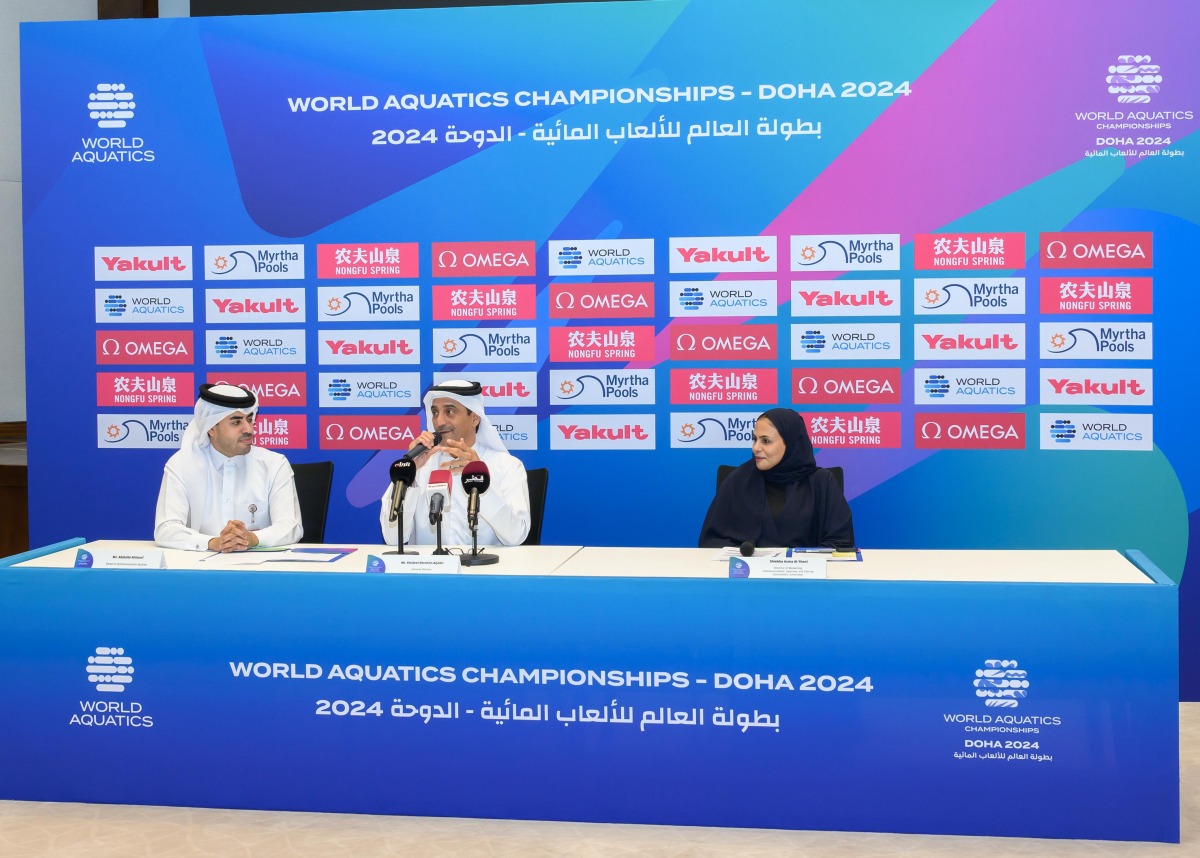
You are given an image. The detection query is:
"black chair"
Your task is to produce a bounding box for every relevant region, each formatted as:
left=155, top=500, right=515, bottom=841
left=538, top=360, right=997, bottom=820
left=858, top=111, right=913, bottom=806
left=523, top=468, right=549, bottom=546
left=291, top=461, right=334, bottom=544
left=716, top=463, right=844, bottom=493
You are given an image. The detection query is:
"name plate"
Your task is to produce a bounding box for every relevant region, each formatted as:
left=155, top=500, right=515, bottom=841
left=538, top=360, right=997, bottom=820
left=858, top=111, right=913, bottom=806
left=366, top=554, right=461, bottom=574
left=729, top=553, right=828, bottom=579
left=75, top=548, right=166, bottom=569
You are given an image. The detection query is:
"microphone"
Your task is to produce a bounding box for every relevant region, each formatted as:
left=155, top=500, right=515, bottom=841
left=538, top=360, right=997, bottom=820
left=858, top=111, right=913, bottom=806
left=403, top=430, right=443, bottom=463
left=427, top=468, right=452, bottom=524
left=461, top=460, right=491, bottom=530
left=740, top=541, right=755, bottom=557
left=387, top=458, right=417, bottom=523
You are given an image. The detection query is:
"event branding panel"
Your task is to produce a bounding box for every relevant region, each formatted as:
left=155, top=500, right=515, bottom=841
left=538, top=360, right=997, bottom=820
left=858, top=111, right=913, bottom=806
left=19, top=1, right=1200, bottom=687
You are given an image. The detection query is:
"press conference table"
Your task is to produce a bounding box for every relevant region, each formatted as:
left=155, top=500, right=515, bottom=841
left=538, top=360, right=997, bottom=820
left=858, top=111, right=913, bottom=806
left=0, top=539, right=1178, bottom=842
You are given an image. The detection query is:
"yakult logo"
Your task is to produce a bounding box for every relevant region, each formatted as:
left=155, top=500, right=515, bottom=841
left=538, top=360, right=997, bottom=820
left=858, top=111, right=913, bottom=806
left=319, top=329, right=420, bottom=365
left=95, top=246, right=193, bottom=281
left=551, top=415, right=656, bottom=450
left=793, top=279, right=900, bottom=317
left=1040, top=368, right=1152, bottom=405
left=432, top=241, right=536, bottom=277
left=669, top=236, right=776, bottom=273
left=1040, top=232, right=1152, bottom=269
left=206, top=289, right=305, bottom=323
left=435, top=371, right=538, bottom=407
left=914, top=325, right=1026, bottom=361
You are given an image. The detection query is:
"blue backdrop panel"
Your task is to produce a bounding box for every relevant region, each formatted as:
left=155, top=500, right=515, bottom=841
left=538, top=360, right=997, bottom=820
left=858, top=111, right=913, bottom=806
left=0, top=556, right=1179, bottom=841
left=19, top=0, right=1200, bottom=693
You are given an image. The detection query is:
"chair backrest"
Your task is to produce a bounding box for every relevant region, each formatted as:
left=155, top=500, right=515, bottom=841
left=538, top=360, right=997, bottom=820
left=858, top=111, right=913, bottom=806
left=291, top=461, right=334, bottom=544
left=716, top=463, right=844, bottom=493
left=523, top=468, right=549, bottom=546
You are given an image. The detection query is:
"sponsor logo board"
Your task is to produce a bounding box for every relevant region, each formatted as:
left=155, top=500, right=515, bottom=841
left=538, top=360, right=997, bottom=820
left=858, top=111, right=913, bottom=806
left=913, top=233, right=1026, bottom=270
left=914, top=277, right=1026, bottom=314
left=669, top=236, right=777, bottom=273
left=1039, top=322, right=1152, bottom=359
left=318, top=286, right=420, bottom=322
left=807, top=412, right=902, bottom=448
left=319, top=329, right=420, bottom=365
left=548, top=239, right=654, bottom=276
left=1040, top=413, right=1153, bottom=450
left=549, top=325, right=654, bottom=362
left=317, top=243, right=418, bottom=279
left=671, top=280, right=778, bottom=317
left=435, top=327, right=537, bottom=363
left=253, top=414, right=308, bottom=450
left=791, top=323, right=901, bottom=359
left=96, top=330, right=194, bottom=365
left=319, top=372, right=421, bottom=408
left=98, top=413, right=190, bottom=448
left=670, top=323, right=778, bottom=360
left=671, top=412, right=758, bottom=448
left=97, top=371, right=194, bottom=407
left=1039, top=368, right=1152, bottom=405
left=206, top=330, right=306, bottom=364
left=1040, top=231, right=1152, bottom=269
left=914, top=324, right=1026, bottom=360
left=94, top=246, right=192, bottom=281
left=550, top=414, right=656, bottom=450
left=433, top=284, right=536, bottom=320
left=206, top=288, right=305, bottom=323
left=1040, top=276, right=1152, bottom=314
left=792, top=279, right=900, bottom=316
left=205, top=245, right=304, bottom=280
left=432, top=241, right=536, bottom=277
left=914, top=413, right=1027, bottom=449
left=914, top=368, right=1026, bottom=405
left=434, top=371, right=539, bottom=407
left=549, top=282, right=654, bottom=318
left=489, top=415, right=538, bottom=450
left=670, top=368, right=776, bottom=405
left=206, top=372, right=307, bottom=407
left=320, top=415, right=421, bottom=450
left=793, top=367, right=901, bottom=405
left=791, top=234, right=899, bottom=271
left=551, top=370, right=655, bottom=405
left=95, top=288, right=193, bottom=322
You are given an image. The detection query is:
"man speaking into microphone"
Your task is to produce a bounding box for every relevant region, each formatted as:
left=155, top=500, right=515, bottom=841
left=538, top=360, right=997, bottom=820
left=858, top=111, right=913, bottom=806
left=379, top=380, right=530, bottom=547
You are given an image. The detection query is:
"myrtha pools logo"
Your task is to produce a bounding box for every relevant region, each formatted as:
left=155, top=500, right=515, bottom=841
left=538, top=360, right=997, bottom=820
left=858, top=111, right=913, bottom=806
left=974, top=659, right=1028, bottom=708
left=1107, top=55, right=1161, bottom=104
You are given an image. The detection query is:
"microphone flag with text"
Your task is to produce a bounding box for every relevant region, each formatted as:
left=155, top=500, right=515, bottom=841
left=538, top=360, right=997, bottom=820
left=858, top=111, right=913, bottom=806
left=461, top=460, right=491, bottom=530
left=427, top=469, right=452, bottom=525
left=387, top=458, right=417, bottom=523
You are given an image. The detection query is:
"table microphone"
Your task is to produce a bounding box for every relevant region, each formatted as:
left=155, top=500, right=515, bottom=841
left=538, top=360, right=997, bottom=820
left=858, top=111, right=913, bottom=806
left=402, top=430, right=443, bottom=462
left=428, top=469, right=452, bottom=523
left=460, top=460, right=499, bottom=567
left=740, top=541, right=755, bottom=557
left=387, top=458, right=417, bottom=523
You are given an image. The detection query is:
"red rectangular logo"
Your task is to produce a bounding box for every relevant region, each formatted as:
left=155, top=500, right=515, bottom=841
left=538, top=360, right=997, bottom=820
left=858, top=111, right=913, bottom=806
left=914, top=413, right=1026, bottom=449
left=206, top=372, right=307, bottom=407
left=914, top=233, right=1026, bottom=270
left=549, top=325, right=656, bottom=362
left=96, top=330, right=194, bottom=365
left=432, top=284, right=536, bottom=320
left=432, top=241, right=536, bottom=277
left=319, top=415, right=421, bottom=450
left=253, top=413, right=308, bottom=450
left=316, top=243, right=418, bottom=279
left=549, top=282, right=655, bottom=318
left=1040, top=232, right=1153, bottom=269
left=96, top=371, right=194, bottom=406
left=669, top=323, right=778, bottom=361
left=792, top=367, right=902, bottom=404
left=669, top=368, right=776, bottom=405
left=806, top=412, right=902, bottom=448
left=1039, top=276, right=1152, bottom=314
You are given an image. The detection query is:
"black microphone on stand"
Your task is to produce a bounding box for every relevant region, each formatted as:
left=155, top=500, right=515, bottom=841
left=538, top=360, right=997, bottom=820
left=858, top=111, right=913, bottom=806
left=459, top=460, right=499, bottom=567
left=385, top=458, right=417, bottom=555
left=427, top=469, right=452, bottom=555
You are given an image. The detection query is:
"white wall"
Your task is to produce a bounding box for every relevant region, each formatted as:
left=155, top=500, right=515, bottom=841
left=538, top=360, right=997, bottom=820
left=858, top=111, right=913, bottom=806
left=0, top=1, right=98, bottom=422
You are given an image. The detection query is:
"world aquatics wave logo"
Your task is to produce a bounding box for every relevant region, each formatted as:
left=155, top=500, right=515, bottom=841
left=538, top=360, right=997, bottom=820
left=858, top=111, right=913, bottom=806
left=677, top=285, right=704, bottom=311
left=103, top=294, right=127, bottom=317
left=1048, top=418, right=1077, bottom=444
left=798, top=330, right=826, bottom=353
left=924, top=374, right=950, bottom=398
left=557, top=246, right=582, bottom=269
left=88, top=83, right=135, bottom=128
left=973, top=659, right=1028, bottom=708
left=1107, top=54, right=1161, bottom=104
left=328, top=378, right=352, bottom=400
left=87, top=646, right=134, bottom=693
left=215, top=335, right=238, bottom=359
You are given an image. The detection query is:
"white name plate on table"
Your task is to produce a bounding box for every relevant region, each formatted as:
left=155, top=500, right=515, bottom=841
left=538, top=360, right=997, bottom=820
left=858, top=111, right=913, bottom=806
left=729, top=553, right=828, bottom=579
left=366, top=554, right=461, bottom=574
left=74, top=548, right=166, bottom=569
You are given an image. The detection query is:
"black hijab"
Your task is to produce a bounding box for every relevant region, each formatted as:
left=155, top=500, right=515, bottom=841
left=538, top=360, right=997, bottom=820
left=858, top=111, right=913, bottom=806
left=697, top=409, right=855, bottom=549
